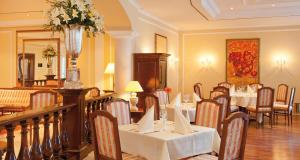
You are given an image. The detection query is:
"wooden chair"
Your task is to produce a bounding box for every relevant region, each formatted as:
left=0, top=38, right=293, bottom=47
left=144, top=94, right=160, bottom=120
left=210, top=91, right=225, bottom=99
left=275, top=84, right=289, bottom=105
left=90, top=111, right=146, bottom=160
left=104, top=99, right=131, bottom=125
left=249, top=83, right=263, bottom=91
left=213, top=86, right=229, bottom=95
left=195, top=99, right=223, bottom=134
left=213, top=95, right=231, bottom=124
left=193, top=83, right=203, bottom=99
left=187, top=112, right=249, bottom=160
left=30, top=90, right=58, bottom=144
left=274, top=87, right=296, bottom=125
left=154, top=89, right=169, bottom=105
left=248, top=87, right=275, bottom=128
left=218, top=82, right=231, bottom=89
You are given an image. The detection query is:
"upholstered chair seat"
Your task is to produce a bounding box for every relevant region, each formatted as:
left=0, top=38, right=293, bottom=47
left=273, top=104, right=288, bottom=110
left=248, top=105, right=272, bottom=112
left=122, top=153, right=147, bottom=160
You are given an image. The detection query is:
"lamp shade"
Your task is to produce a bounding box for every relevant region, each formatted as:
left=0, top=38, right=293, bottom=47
left=104, top=63, right=115, bottom=74
left=125, top=81, right=144, bottom=92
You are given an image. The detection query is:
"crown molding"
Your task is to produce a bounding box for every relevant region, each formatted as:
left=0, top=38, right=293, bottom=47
left=128, top=0, right=178, bottom=33
left=201, top=0, right=220, bottom=19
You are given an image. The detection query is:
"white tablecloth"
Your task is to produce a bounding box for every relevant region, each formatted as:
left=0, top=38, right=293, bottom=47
left=119, top=121, right=220, bottom=160
left=230, top=92, right=263, bottom=123
left=230, top=92, right=257, bottom=108
left=166, top=103, right=196, bottom=123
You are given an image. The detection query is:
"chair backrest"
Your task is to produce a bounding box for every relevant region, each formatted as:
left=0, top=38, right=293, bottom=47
left=104, top=99, right=131, bottom=125
left=249, top=83, right=263, bottom=91
left=144, top=94, right=160, bottom=120
left=218, top=82, right=231, bottom=89
left=256, top=87, right=274, bottom=111
left=90, top=111, right=122, bottom=160
left=213, top=86, right=229, bottom=95
left=154, top=90, right=169, bottom=105
left=288, top=88, right=296, bottom=113
left=219, top=112, right=249, bottom=160
left=30, top=90, right=57, bottom=110
left=195, top=99, right=223, bottom=133
left=213, top=95, right=231, bottom=123
left=210, top=91, right=225, bottom=99
left=193, top=83, right=203, bottom=99
left=276, top=84, right=289, bottom=104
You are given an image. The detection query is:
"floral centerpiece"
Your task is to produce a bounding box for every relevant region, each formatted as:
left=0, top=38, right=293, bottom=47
left=43, top=45, right=57, bottom=58
left=46, top=0, right=104, bottom=88
left=43, top=45, right=57, bottom=75
left=47, top=0, right=104, bottom=36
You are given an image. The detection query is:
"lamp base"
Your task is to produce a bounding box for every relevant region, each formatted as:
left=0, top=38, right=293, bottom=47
left=129, top=97, right=139, bottom=111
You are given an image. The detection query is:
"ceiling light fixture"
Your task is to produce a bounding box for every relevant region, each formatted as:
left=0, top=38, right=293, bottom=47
left=190, top=0, right=209, bottom=21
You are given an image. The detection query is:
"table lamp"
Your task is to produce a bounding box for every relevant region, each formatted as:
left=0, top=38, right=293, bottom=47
left=125, top=81, right=143, bottom=111
left=104, top=63, right=115, bottom=91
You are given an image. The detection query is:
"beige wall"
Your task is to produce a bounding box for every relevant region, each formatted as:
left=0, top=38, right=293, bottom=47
left=0, top=31, right=14, bottom=87
left=181, top=29, right=300, bottom=101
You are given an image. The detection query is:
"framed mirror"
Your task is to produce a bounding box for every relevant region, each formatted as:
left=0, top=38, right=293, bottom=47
left=16, top=30, right=67, bottom=87
left=155, top=33, right=168, bottom=53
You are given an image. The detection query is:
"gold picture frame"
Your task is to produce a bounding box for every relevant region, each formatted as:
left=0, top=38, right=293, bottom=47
left=155, top=33, right=168, bottom=53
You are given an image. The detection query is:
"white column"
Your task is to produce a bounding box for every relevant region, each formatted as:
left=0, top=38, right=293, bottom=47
left=109, top=31, right=137, bottom=95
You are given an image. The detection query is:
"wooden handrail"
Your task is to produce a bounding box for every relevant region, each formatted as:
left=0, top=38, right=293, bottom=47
left=0, top=104, right=76, bottom=128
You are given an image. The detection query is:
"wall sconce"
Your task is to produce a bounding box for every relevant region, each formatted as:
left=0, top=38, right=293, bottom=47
left=274, top=55, right=287, bottom=71
left=199, top=56, right=213, bottom=68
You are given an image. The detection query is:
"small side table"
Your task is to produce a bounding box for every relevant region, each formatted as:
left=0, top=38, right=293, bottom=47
left=130, top=108, right=144, bottom=123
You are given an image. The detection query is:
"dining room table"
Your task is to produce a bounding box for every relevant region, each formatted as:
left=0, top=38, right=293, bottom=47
left=230, top=91, right=263, bottom=123
left=166, top=103, right=197, bottom=123
left=118, top=120, right=220, bottom=160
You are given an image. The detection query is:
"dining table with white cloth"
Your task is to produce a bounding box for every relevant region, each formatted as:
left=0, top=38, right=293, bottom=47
left=166, top=103, right=196, bottom=123
left=119, top=121, right=220, bottom=160
left=230, top=91, right=263, bottom=123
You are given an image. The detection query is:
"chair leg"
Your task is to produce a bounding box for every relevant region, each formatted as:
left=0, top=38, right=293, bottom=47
left=270, top=112, right=273, bottom=128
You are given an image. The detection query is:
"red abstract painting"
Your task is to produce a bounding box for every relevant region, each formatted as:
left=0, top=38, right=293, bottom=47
left=226, top=39, right=260, bottom=86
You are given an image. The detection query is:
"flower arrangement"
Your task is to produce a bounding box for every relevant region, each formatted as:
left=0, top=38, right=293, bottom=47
left=46, top=0, right=104, bottom=36
left=42, top=45, right=57, bottom=58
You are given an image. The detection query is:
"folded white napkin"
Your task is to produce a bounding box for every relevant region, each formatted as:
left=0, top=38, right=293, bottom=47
left=171, top=93, right=181, bottom=108
left=138, top=106, right=154, bottom=133
left=193, top=93, right=201, bottom=106
left=174, top=108, right=193, bottom=134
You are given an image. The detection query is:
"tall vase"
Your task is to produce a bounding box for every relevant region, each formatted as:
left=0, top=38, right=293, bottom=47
left=64, top=25, right=84, bottom=89
left=47, top=57, right=53, bottom=75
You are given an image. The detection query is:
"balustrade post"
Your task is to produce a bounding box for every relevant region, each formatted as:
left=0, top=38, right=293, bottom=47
left=5, top=124, right=16, bottom=160
left=85, top=103, right=92, bottom=144
left=54, top=88, right=90, bottom=159
left=61, top=109, right=69, bottom=159
left=52, top=112, right=61, bottom=159
left=30, top=117, right=42, bottom=160
left=42, top=115, right=52, bottom=160
left=17, top=121, right=30, bottom=160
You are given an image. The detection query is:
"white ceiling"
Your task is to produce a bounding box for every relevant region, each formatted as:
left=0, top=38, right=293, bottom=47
left=133, top=0, right=300, bottom=31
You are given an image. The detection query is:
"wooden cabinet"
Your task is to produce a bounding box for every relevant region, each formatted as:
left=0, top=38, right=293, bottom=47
left=133, top=53, right=170, bottom=93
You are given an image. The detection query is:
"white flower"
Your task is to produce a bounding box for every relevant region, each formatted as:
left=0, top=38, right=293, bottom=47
left=72, top=9, right=78, bottom=18
left=50, top=7, right=61, bottom=19
left=81, top=13, right=86, bottom=21
left=84, top=0, right=92, bottom=6
left=60, top=8, right=70, bottom=22
left=52, top=17, right=61, bottom=26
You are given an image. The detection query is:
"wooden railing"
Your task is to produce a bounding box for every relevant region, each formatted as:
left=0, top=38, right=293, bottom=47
left=0, top=88, right=114, bottom=160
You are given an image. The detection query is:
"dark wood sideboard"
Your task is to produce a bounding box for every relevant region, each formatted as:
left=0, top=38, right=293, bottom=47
left=133, top=53, right=170, bottom=108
